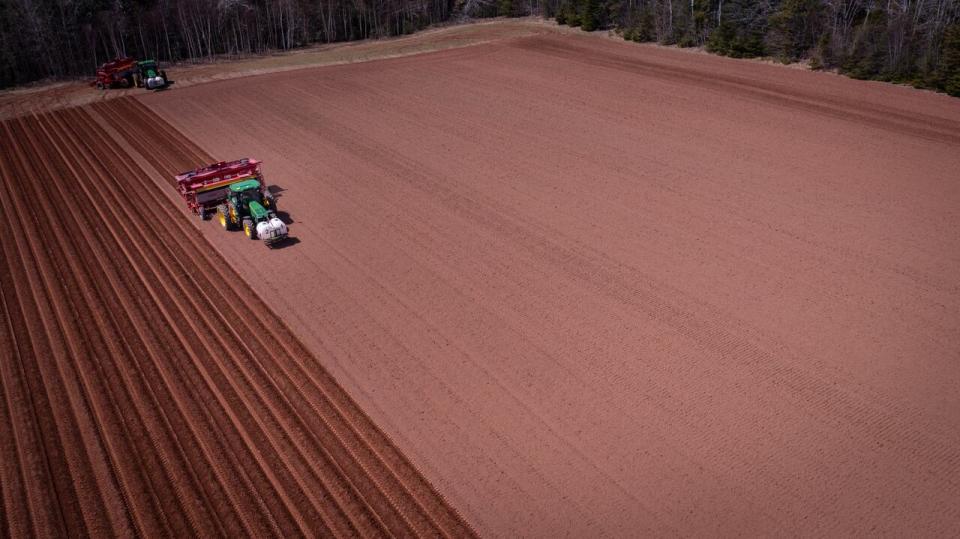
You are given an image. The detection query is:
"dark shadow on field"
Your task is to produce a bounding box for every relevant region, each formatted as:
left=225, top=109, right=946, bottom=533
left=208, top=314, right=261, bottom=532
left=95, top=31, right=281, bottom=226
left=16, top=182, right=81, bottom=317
left=269, top=236, right=300, bottom=250
left=266, top=185, right=292, bottom=224
left=275, top=210, right=293, bottom=225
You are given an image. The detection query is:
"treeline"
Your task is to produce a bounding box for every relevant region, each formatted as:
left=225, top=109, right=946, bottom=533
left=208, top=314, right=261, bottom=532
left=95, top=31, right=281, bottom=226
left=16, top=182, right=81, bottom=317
left=0, top=0, right=456, bottom=88
left=512, top=0, right=960, bottom=95
left=3, top=0, right=959, bottom=95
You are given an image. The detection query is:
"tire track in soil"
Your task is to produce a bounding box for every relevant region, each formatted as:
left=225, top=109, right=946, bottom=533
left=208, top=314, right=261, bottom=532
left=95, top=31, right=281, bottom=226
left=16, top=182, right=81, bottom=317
left=0, top=103, right=475, bottom=537
left=0, top=124, right=134, bottom=538
left=0, top=242, right=71, bottom=538
left=53, top=109, right=362, bottom=538
left=6, top=117, right=172, bottom=538
left=29, top=110, right=266, bottom=531
left=82, top=107, right=393, bottom=539
left=90, top=97, right=475, bottom=538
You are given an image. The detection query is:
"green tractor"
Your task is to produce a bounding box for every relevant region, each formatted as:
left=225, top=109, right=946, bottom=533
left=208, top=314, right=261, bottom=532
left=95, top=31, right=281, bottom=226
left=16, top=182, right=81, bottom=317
left=217, top=179, right=288, bottom=246
left=136, top=60, right=168, bottom=90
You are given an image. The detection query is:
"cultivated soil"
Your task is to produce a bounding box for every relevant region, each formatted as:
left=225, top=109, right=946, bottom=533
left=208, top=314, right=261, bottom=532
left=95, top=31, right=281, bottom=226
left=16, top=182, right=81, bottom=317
left=3, top=18, right=960, bottom=537
left=0, top=101, right=473, bottom=537
left=142, top=30, right=960, bottom=536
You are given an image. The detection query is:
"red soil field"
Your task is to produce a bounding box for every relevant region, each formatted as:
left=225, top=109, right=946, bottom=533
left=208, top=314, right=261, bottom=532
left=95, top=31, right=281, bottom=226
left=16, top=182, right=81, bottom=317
left=0, top=103, right=473, bottom=536
left=142, top=32, right=960, bottom=535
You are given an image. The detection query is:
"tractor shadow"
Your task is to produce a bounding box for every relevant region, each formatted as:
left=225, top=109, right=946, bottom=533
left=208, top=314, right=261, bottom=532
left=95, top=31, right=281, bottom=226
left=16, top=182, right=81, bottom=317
left=268, top=186, right=293, bottom=225
left=269, top=236, right=301, bottom=250
left=275, top=210, right=293, bottom=225
left=270, top=209, right=298, bottom=249
left=265, top=185, right=298, bottom=249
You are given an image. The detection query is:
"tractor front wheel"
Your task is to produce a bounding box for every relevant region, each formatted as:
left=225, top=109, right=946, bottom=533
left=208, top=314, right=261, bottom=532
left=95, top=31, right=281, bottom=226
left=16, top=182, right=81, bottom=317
left=243, top=218, right=256, bottom=240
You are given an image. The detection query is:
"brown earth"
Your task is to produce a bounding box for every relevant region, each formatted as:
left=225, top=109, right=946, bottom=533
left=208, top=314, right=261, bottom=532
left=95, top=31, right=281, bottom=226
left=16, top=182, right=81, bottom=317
left=141, top=31, right=960, bottom=536
left=4, top=18, right=960, bottom=537
left=0, top=102, right=474, bottom=537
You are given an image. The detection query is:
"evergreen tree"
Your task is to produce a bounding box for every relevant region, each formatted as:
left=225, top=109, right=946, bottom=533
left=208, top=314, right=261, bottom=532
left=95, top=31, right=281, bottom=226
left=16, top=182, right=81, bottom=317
left=580, top=0, right=604, bottom=31
left=766, top=0, right=823, bottom=62
left=942, top=24, right=960, bottom=96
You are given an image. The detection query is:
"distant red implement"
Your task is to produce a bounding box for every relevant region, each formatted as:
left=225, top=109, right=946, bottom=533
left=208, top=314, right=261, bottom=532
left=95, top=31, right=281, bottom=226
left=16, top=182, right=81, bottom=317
left=175, top=157, right=263, bottom=219
left=94, top=57, right=138, bottom=89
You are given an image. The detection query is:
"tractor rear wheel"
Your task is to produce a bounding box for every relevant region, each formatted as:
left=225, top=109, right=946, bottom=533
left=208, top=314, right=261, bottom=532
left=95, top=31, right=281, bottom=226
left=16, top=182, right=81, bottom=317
left=218, top=205, right=233, bottom=230
left=243, top=218, right=256, bottom=240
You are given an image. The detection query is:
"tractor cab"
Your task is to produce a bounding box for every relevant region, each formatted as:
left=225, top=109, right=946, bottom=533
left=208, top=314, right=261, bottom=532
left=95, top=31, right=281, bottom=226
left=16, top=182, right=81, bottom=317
left=137, top=60, right=168, bottom=90
left=229, top=179, right=264, bottom=211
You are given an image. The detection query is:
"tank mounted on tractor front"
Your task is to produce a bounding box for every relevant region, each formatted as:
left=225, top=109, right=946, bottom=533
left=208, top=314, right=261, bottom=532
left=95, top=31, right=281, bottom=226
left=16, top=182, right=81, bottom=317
left=175, top=158, right=288, bottom=247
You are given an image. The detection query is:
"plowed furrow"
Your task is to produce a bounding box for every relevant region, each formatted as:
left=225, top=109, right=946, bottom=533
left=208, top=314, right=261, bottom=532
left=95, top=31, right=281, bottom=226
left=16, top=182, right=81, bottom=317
left=10, top=115, right=179, bottom=537
left=0, top=288, right=49, bottom=539
left=91, top=100, right=212, bottom=175
left=64, top=108, right=375, bottom=538
left=0, top=124, right=138, bottom=537
left=0, top=152, right=71, bottom=538
left=86, top=105, right=431, bottom=536
left=125, top=98, right=214, bottom=163
left=90, top=99, right=457, bottom=533
left=57, top=110, right=376, bottom=535
left=77, top=106, right=396, bottom=537
left=35, top=110, right=311, bottom=538
left=2, top=118, right=306, bottom=537
left=34, top=111, right=264, bottom=535
left=27, top=112, right=233, bottom=538
left=101, top=98, right=473, bottom=537
left=0, top=101, right=475, bottom=538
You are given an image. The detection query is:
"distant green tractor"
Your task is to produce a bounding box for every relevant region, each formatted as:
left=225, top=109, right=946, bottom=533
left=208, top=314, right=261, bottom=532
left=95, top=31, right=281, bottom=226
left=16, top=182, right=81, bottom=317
left=136, top=60, right=168, bottom=90
left=217, top=179, right=287, bottom=246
